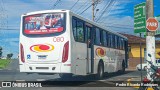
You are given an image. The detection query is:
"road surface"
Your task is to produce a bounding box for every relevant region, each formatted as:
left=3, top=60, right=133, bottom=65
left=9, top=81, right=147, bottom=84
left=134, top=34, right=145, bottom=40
left=0, top=59, right=146, bottom=90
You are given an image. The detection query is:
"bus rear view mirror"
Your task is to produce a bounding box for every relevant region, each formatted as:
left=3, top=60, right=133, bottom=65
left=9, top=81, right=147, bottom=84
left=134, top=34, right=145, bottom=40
left=148, top=54, right=151, bottom=57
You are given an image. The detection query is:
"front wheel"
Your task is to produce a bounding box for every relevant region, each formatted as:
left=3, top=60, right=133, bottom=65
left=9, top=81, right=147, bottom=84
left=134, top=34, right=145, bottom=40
left=97, top=62, right=104, bottom=79
left=119, top=61, right=125, bottom=74
left=153, top=87, right=159, bottom=90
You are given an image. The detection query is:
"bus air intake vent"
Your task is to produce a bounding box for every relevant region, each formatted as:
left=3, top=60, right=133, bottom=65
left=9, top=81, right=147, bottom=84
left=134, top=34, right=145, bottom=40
left=36, top=67, right=49, bottom=70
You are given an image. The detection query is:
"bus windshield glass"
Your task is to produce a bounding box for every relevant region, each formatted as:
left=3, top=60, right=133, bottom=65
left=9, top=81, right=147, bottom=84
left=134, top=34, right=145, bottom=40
left=23, top=13, right=65, bottom=35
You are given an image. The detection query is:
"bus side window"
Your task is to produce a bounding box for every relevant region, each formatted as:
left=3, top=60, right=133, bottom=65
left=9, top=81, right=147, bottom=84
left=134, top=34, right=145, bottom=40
left=77, top=21, right=85, bottom=42
left=110, top=34, right=113, bottom=48
left=115, top=35, right=118, bottom=49
left=103, top=31, right=107, bottom=47
left=94, top=28, right=100, bottom=45
left=72, top=19, right=77, bottom=41
left=108, top=33, right=111, bottom=47
left=100, top=30, right=104, bottom=46
left=112, top=35, right=115, bottom=48
left=72, top=17, right=85, bottom=42
left=119, top=37, right=122, bottom=49
left=117, top=36, right=119, bottom=49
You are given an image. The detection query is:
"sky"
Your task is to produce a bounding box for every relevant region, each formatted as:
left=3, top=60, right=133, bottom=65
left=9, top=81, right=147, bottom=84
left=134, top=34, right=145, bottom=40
left=0, top=0, right=160, bottom=58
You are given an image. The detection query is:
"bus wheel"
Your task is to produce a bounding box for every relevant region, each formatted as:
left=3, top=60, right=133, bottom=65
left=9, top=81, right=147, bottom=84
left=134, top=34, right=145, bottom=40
left=59, top=73, right=72, bottom=79
left=121, top=61, right=125, bottom=73
left=97, top=62, right=104, bottom=79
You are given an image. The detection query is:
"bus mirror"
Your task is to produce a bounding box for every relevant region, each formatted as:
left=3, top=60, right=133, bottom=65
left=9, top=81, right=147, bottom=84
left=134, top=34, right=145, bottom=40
left=148, top=54, right=151, bottom=57
left=88, top=40, right=90, bottom=44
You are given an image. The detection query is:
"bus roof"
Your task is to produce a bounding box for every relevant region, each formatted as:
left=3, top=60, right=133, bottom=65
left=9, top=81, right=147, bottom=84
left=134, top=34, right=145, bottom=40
left=22, top=9, right=70, bottom=16
left=22, top=9, right=128, bottom=40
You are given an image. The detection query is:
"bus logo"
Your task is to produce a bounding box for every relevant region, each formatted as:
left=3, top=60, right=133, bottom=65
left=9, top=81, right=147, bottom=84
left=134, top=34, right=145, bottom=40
left=30, top=44, right=54, bottom=52
left=96, top=48, right=106, bottom=57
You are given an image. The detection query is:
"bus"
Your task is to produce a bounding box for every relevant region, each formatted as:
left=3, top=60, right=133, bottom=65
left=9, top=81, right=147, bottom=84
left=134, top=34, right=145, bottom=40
left=19, top=10, right=128, bottom=79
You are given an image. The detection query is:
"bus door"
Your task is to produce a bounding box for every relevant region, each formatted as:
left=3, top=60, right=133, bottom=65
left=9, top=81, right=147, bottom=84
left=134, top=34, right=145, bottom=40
left=86, top=24, right=94, bottom=74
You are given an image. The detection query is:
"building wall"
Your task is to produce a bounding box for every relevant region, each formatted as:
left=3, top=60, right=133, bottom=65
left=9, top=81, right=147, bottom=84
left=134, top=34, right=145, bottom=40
left=128, top=43, right=160, bottom=69
left=129, top=43, right=160, bottom=58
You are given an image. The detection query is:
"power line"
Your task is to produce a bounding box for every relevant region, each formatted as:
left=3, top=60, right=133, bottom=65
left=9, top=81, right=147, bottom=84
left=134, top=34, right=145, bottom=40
left=0, top=28, right=19, bottom=30
left=70, top=0, right=80, bottom=10
left=95, top=0, right=115, bottom=22
left=53, top=0, right=61, bottom=9
left=94, top=0, right=112, bottom=21
left=102, top=24, right=133, bottom=29
left=76, top=0, right=90, bottom=14
left=80, top=0, right=99, bottom=15
left=98, top=23, right=133, bottom=27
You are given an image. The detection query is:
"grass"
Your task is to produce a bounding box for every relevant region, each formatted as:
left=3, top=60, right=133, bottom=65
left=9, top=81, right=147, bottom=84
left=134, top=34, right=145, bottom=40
left=0, top=59, right=11, bottom=69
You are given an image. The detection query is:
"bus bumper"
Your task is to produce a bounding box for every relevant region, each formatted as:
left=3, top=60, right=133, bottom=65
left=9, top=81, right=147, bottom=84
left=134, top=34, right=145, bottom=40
left=19, top=63, right=71, bottom=74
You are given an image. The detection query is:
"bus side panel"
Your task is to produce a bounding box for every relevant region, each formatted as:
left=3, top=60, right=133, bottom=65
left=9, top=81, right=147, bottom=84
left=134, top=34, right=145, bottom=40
left=60, top=11, right=72, bottom=73
left=70, top=13, right=88, bottom=75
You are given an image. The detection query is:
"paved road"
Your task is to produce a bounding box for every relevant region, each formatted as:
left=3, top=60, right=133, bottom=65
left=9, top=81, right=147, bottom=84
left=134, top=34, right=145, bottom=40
left=0, top=59, right=146, bottom=90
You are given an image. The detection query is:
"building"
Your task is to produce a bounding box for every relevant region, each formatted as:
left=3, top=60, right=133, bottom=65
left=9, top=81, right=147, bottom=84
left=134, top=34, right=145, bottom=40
left=121, top=33, right=160, bottom=69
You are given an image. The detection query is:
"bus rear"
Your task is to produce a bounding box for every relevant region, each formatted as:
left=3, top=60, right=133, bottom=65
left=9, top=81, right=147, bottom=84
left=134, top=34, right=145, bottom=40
left=19, top=10, right=71, bottom=74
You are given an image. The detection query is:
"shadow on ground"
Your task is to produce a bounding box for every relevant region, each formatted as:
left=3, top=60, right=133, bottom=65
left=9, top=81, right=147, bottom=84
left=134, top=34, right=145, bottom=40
left=41, top=71, right=134, bottom=87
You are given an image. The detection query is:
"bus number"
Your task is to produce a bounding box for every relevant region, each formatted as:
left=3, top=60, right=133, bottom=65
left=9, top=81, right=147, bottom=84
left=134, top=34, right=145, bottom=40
left=53, top=37, right=64, bottom=42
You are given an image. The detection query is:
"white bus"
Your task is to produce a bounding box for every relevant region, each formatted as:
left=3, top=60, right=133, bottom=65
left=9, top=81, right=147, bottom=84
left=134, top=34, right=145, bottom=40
left=19, top=10, right=128, bottom=79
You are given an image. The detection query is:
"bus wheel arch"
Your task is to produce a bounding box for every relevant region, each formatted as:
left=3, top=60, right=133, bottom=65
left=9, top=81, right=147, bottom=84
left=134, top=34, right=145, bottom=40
left=97, top=59, right=104, bottom=79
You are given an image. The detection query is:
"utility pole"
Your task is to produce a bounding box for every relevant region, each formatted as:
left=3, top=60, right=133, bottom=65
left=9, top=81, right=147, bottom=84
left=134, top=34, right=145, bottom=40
left=146, top=0, right=155, bottom=80
left=92, top=0, right=95, bottom=21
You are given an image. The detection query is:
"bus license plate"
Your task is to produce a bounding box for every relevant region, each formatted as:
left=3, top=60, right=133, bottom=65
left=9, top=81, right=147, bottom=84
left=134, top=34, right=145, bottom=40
left=37, top=55, right=47, bottom=60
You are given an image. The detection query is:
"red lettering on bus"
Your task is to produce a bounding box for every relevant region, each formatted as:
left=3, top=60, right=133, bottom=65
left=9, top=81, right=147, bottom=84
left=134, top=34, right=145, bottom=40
left=53, top=37, right=64, bottom=42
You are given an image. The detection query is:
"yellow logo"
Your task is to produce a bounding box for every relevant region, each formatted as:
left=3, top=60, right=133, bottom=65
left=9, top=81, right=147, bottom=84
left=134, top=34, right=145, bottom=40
left=30, top=44, right=54, bottom=52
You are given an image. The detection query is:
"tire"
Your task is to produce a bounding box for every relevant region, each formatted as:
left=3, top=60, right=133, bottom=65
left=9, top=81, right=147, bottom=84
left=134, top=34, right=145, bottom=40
left=59, top=73, right=72, bottom=79
left=153, top=87, right=159, bottom=90
left=143, top=66, right=147, bottom=71
left=121, top=61, right=125, bottom=73
left=97, top=62, right=104, bottom=79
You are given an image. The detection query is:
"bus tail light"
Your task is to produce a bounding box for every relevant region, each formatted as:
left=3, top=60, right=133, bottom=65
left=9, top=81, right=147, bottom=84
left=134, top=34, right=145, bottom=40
left=20, top=43, right=25, bottom=63
left=62, top=41, right=69, bottom=63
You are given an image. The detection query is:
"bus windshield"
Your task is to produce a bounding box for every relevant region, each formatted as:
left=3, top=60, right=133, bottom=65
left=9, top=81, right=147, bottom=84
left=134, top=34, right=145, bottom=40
left=23, top=13, right=65, bottom=35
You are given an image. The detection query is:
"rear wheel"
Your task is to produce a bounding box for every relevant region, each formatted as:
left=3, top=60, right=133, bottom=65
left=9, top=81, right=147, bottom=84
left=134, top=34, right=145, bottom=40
left=120, top=61, right=125, bottom=73
left=97, top=62, right=104, bottom=79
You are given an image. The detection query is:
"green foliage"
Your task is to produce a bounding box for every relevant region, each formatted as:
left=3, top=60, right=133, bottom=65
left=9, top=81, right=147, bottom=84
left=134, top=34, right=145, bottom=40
left=0, top=46, right=2, bottom=58
left=0, top=47, right=2, bottom=50
left=7, top=53, right=13, bottom=60
left=0, top=59, right=11, bottom=69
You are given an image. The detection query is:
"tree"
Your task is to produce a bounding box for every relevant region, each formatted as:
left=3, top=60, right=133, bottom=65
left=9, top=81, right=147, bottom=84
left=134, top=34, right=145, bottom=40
left=7, top=53, right=13, bottom=60
left=0, top=46, right=2, bottom=58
